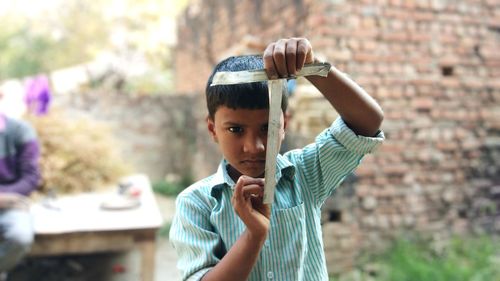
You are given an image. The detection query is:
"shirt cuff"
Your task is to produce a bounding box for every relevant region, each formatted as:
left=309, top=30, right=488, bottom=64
left=329, top=117, right=385, bottom=155
left=186, top=267, right=213, bottom=281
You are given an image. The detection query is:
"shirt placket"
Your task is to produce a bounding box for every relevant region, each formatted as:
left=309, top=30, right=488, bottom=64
left=258, top=238, right=275, bottom=281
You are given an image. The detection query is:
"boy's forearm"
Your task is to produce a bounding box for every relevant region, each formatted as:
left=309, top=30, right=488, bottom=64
left=201, top=230, right=266, bottom=281
left=307, top=66, right=384, bottom=137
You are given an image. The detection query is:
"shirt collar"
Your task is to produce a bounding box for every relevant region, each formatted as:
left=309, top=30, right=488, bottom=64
left=209, top=155, right=296, bottom=194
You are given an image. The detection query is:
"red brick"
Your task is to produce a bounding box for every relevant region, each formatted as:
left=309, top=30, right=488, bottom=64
left=412, top=97, right=434, bottom=110
left=382, top=164, right=408, bottom=176
left=381, top=31, right=409, bottom=42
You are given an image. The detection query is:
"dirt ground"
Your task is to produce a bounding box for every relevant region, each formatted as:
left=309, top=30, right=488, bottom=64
left=7, top=195, right=181, bottom=281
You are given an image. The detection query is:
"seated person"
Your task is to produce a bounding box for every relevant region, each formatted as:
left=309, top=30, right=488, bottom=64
left=0, top=92, right=41, bottom=278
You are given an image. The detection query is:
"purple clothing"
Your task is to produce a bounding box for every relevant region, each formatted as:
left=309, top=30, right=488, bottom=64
left=25, top=75, right=52, bottom=116
left=0, top=115, right=40, bottom=196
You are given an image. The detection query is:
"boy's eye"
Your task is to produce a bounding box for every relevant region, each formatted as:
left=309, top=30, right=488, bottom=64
left=228, top=127, right=243, bottom=133
left=261, top=125, right=268, bottom=133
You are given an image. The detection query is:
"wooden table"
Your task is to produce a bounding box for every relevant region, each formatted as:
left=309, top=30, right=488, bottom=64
left=29, top=174, right=163, bottom=281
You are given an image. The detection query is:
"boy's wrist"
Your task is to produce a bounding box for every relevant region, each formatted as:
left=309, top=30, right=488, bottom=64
left=244, top=229, right=268, bottom=246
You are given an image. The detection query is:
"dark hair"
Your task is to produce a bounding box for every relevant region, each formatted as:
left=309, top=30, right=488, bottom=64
left=205, top=55, right=288, bottom=119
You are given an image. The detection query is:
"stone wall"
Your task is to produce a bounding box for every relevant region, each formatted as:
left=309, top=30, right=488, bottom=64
left=54, top=91, right=220, bottom=183
left=174, top=0, right=500, bottom=275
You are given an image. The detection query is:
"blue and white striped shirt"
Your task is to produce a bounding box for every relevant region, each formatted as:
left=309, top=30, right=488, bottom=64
left=170, top=117, right=384, bottom=281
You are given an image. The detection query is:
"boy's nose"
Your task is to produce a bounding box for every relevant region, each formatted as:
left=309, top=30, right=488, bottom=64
left=243, top=137, right=265, bottom=154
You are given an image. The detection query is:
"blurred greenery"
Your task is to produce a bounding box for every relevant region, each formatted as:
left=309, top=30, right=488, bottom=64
left=153, top=181, right=183, bottom=197
left=153, top=173, right=193, bottom=197
left=124, top=69, right=174, bottom=95
left=0, top=0, right=190, bottom=93
left=330, top=235, right=500, bottom=281
left=0, top=0, right=109, bottom=79
left=0, top=25, right=51, bottom=78
left=157, top=222, right=171, bottom=238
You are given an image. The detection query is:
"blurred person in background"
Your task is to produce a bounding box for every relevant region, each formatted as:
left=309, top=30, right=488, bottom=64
left=0, top=89, right=40, bottom=280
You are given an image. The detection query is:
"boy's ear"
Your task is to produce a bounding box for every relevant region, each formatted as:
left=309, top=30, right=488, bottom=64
left=206, top=116, right=218, bottom=143
left=284, top=112, right=289, bottom=131
left=281, top=112, right=289, bottom=141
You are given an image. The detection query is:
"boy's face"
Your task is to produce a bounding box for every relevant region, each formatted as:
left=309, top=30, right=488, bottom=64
left=207, top=106, right=286, bottom=179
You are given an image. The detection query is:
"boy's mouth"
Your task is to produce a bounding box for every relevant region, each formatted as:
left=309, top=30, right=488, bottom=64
left=241, top=159, right=265, bottom=166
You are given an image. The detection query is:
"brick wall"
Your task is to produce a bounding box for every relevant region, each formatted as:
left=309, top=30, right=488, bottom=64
left=175, top=0, right=500, bottom=274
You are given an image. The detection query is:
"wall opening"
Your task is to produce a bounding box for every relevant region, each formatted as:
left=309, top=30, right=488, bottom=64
left=441, top=66, right=454, bottom=77
left=329, top=210, right=342, bottom=222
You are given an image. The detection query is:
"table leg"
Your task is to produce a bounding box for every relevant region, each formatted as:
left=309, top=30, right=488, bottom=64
left=138, top=239, right=156, bottom=281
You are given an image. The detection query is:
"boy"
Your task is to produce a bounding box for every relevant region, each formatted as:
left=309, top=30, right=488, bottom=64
left=170, top=38, right=384, bottom=281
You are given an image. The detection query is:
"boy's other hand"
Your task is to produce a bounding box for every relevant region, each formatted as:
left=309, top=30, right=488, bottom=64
left=232, top=176, right=270, bottom=239
left=263, top=37, right=315, bottom=79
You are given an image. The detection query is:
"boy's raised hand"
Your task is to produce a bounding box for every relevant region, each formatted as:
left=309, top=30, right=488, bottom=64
left=263, top=37, right=315, bottom=79
left=231, top=176, right=270, bottom=239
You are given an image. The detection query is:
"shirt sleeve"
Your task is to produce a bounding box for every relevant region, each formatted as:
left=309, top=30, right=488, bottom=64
left=287, top=117, right=384, bottom=206
left=0, top=120, right=41, bottom=196
left=169, top=191, right=223, bottom=281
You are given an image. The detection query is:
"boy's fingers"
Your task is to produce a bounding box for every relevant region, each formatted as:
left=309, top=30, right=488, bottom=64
left=265, top=38, right=314, bottom=78
left=238, top=175, right=265, bottom=186
left=233, top=176, right=264, bottom=201
left=263, top=43, right=279, bottom=79
left=233, top=178, right=244, bottom=204
left=272, top=39, right=289, bottom=78
left=241, top=184, right=264, bottom=199
left=285, top=38, right=298, bottom=76
left=296, top=38, right=313, bottom=70
left=251, top=196, right=270, bottom=217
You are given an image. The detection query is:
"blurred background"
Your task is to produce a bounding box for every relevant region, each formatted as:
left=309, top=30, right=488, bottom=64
left=1, top=0, right=499, bottom=280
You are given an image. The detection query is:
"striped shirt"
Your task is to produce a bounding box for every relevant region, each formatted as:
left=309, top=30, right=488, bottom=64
left=170, top=117, right=384, bottom=281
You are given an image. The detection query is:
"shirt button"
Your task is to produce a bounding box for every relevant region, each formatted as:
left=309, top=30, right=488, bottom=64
left=264, top=240, right=270, bottom=247
left=267, top=271, right=274, bottom=279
